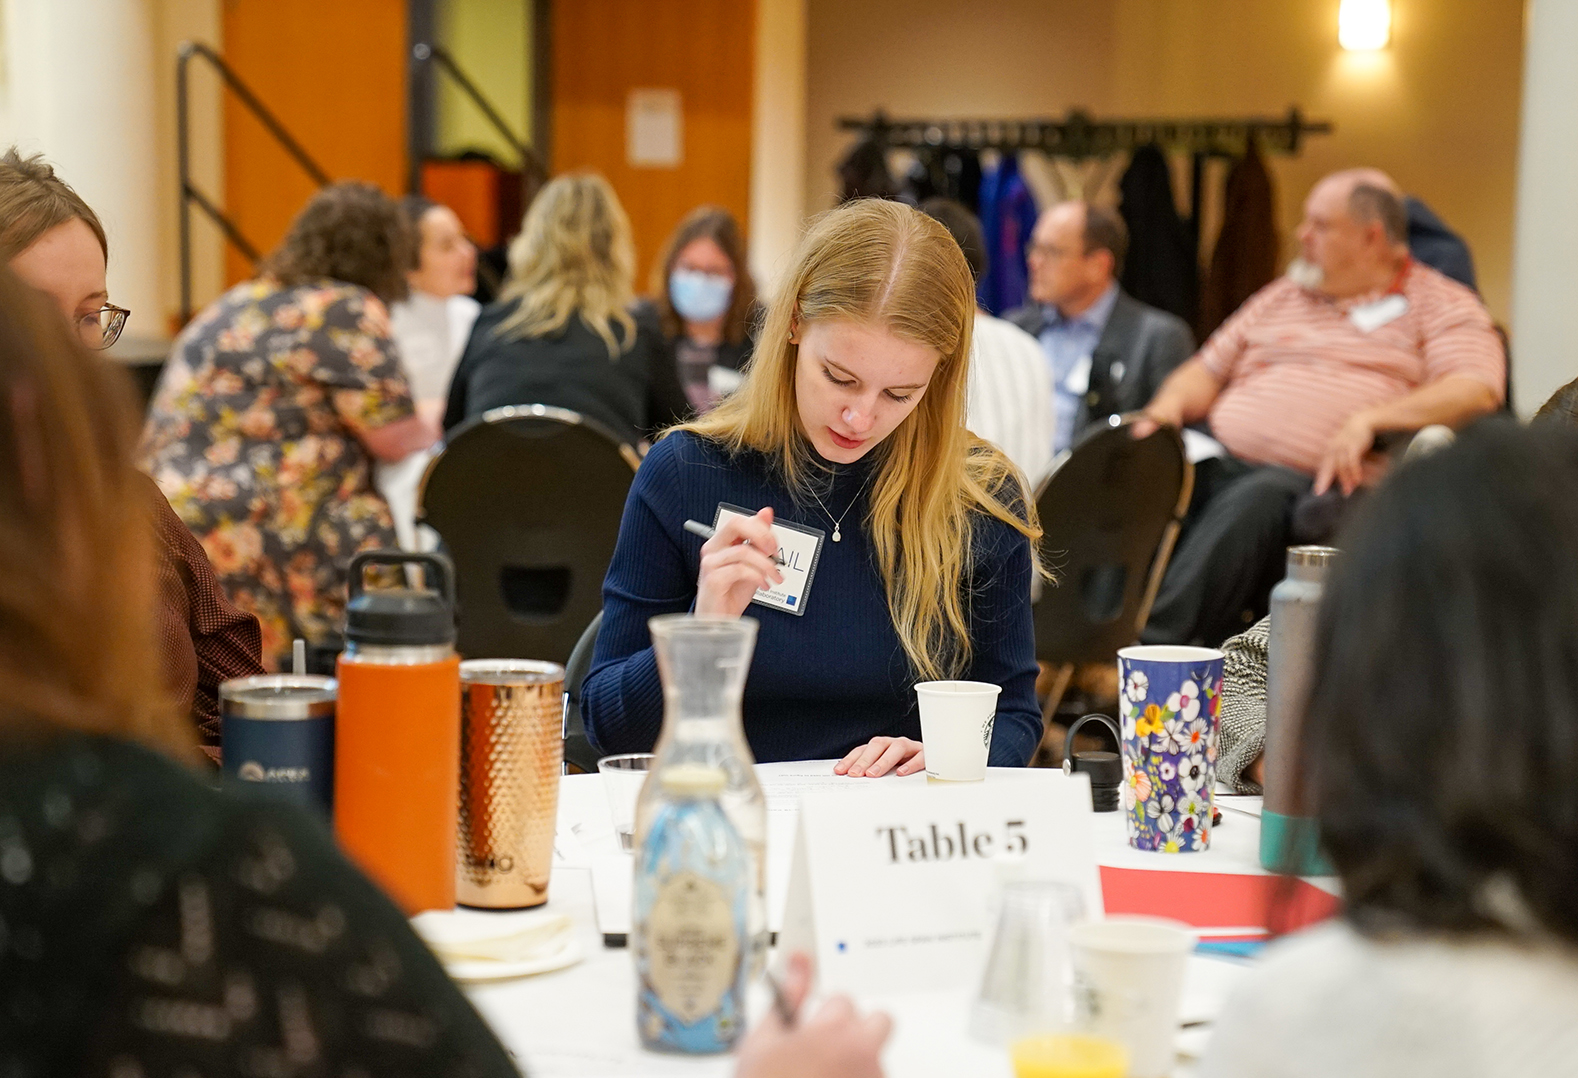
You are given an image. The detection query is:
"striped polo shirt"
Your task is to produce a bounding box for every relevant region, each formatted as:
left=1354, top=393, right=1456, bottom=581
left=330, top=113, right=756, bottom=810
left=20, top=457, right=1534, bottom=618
left=1200, top=261, right=1505, bottom=476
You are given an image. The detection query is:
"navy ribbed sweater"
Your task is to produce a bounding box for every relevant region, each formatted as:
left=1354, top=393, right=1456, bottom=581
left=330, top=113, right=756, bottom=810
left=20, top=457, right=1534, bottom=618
left=581, top=431, right=1041, bottom=766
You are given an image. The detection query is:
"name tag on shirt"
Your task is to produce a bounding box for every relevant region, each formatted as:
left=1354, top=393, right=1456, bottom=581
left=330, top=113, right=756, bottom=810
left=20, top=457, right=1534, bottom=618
left=714, top=504, right=825, bottom=616
left=1064, top=354, right=1093, bottom=395
left=1349, top=293, right=1409, bottom=333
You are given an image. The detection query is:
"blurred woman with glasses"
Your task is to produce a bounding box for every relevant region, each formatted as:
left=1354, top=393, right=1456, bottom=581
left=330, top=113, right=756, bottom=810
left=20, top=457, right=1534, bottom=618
left=0, top=148, right=263, bottom=758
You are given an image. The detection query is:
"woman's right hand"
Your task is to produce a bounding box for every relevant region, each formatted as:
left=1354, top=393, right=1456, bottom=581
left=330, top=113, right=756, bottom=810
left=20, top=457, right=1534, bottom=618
left=696, top=507, right=784, bottom=617
left=735, top=953, right=891, bottom=1078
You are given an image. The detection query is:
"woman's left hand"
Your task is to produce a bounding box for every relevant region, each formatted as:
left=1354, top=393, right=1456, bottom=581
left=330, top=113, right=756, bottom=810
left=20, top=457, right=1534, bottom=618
left=834, top=737, right=924, bottom=778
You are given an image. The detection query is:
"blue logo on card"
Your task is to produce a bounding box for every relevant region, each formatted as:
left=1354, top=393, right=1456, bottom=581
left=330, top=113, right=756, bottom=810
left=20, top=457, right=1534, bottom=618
left=786, top=595, right=796, bottom=606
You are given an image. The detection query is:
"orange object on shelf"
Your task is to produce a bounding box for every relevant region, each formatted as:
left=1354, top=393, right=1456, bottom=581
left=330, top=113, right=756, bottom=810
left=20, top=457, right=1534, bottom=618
left=420, top=157, right=524, bottom=249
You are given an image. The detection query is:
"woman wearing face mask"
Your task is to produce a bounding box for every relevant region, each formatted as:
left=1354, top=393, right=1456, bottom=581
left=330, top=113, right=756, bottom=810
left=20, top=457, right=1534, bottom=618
left=378, top=196, right=482, bottom=550
left=644, top=205, right=760, bottom=414
left=583, top=198, right=1044, bottom=774
left=0, top=148, right=264, bottom=757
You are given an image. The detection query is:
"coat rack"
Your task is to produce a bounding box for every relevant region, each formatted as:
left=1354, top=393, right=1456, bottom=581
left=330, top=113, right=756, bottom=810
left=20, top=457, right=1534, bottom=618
left=835, top=106, right=1333, bottom=160
left=837, top=106, right=1334, bottom=251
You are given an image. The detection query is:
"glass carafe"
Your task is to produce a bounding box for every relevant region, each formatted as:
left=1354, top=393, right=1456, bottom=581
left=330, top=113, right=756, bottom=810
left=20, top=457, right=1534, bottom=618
left=635, top=615, right=766, bottom=969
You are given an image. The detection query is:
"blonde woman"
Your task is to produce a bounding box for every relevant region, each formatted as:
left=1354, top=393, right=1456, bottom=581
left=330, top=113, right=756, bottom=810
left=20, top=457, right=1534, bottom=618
left=583, top=198, right=1043, bottom=773
left=443, top=172, right=688, bottom=444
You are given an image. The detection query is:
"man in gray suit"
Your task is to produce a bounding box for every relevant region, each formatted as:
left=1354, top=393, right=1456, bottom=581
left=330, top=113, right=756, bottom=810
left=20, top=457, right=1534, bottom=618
left=1005, top=202, right=1194, bottom=455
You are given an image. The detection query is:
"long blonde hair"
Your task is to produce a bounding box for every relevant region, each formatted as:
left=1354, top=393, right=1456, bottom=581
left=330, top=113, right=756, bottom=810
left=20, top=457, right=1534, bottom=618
left=494, top=172, right=636, bottom=358
left=676, top=198, right=1041, bottom=681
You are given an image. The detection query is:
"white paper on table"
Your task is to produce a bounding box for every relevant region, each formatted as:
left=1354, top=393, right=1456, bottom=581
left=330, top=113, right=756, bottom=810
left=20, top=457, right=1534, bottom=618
left=589, top=852, right=635, bottom=939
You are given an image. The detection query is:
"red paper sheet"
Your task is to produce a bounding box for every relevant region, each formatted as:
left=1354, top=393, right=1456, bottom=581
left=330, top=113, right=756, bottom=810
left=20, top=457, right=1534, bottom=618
left=1100, top=866, right=1341, bottom=933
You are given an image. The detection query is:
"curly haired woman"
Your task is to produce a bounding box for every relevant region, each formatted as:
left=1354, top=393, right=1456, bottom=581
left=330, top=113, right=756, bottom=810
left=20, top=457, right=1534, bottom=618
left=141, top=183, right=438, bottom=668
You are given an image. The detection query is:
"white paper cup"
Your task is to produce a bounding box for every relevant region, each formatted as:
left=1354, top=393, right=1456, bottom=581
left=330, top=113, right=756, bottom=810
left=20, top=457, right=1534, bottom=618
left=596, top=753, right=653, bottom=851
left=915, top=680, right=1001, bottom=783
left=1069, top=917, right=1196, bottom=1078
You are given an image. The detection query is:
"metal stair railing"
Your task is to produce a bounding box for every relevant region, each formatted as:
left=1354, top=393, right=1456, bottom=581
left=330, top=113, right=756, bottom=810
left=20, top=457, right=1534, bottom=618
left=176, top=40, right=332, bottom=325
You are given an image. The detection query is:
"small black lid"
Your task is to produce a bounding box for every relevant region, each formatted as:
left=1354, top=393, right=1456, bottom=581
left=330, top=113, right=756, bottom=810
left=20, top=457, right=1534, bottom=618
left=1071, top=750, right=1122, bottom=786
left=343, top=551, right=457, bottom=647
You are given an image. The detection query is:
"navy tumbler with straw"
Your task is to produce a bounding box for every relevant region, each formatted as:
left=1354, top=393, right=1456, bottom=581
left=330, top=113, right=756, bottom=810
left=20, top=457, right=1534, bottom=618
left=219, top=674, right=337, bottom=814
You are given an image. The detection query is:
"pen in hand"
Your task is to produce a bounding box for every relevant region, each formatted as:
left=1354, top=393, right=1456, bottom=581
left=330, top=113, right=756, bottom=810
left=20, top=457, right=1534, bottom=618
left=762, top=968, right=799, bottom=1029
left=683, top=519, right=787, bottom=566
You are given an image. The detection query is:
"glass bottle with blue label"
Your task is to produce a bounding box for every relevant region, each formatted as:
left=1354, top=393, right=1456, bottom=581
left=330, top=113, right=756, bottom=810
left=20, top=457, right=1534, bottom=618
left=634, top=763, right=749, bottom=1053
left=638, top=615, right=767, bottom=971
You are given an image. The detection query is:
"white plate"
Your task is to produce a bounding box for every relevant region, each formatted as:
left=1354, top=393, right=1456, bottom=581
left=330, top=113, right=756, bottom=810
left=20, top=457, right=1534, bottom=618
left=442, top=930, right=584, bottom=982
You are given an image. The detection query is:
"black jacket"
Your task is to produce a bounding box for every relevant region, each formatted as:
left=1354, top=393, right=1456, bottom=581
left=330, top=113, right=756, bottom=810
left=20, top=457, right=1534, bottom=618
left=443, top=300, right=688, bottom=445
left=1004, top=288, right=1194, bottom=442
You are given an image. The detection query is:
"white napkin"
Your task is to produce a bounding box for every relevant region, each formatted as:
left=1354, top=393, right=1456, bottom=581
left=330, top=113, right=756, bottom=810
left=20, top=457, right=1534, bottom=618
left=412, top=909, right=576, bottom=965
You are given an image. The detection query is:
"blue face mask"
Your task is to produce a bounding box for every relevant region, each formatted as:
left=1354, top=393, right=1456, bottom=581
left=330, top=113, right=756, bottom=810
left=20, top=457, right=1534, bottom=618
left=669, top=269, right=733, bottom=323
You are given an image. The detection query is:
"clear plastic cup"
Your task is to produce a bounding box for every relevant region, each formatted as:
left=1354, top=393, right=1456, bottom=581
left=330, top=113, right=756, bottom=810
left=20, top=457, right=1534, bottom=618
left=597, top=753, right=654, bottom=851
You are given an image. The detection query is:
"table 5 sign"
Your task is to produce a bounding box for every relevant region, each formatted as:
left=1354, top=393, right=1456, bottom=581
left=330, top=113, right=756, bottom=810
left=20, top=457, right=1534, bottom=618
left=780, top=771, right=1104, bottom=998
left=877, top=819, right=1029, bottom=863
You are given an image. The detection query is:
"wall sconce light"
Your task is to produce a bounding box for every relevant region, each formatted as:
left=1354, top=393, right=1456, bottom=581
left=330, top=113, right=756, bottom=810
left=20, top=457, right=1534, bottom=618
left=1339, top=0, right=1392, bottom=50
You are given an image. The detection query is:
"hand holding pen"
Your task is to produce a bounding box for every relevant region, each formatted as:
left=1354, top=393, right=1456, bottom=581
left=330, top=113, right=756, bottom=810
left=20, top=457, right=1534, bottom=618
left=691, top=507, right=786, bottom=619
left=735, top=953, right=891, bottom=1078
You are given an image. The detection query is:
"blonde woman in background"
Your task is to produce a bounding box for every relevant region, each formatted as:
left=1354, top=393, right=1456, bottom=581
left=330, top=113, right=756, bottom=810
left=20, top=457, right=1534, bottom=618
left=583, top=198, right=1045, bottom=773
left=443, top=172, right=688, bottom=445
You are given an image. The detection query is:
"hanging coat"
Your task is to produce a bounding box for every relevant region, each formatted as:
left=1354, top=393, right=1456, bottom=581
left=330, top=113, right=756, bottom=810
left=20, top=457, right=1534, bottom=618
left=1118, top=144, right=1198, bottom=327
left=1197, top=142, right=1278, bottom=340
left=976, top=154, right=1039, bottom=315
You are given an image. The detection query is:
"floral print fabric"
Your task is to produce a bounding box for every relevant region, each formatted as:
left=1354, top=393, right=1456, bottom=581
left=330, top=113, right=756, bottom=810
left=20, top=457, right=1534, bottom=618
left=1119, top=656, right=1224, bottom=852
left=140, top=278, right=415, bottom=666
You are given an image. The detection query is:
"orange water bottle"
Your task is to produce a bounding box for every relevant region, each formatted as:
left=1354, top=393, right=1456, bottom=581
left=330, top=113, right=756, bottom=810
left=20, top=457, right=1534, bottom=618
left=334, top=551, right=461, bottom=914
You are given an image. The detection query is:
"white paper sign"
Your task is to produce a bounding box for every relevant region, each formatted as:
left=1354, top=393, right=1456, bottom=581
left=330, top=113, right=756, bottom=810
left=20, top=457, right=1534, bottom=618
left=778, top=771, right=1104, bottom=997
left=626, top=88, right=683, bottom=168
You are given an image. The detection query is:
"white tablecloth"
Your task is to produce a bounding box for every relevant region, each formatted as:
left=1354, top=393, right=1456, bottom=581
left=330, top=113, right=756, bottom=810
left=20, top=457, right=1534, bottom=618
left=458, top=764, right=1277, bottom=1077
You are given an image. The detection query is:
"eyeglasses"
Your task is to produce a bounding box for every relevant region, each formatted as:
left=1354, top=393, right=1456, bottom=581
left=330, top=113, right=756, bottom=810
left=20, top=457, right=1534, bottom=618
left=1026, top=241, right=1082, bottom=262
left=76, top=303, right=130, bottom=350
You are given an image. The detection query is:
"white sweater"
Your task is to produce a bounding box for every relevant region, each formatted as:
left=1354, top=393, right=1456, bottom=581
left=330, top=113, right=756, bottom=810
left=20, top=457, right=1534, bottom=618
left=967, top=312, right=1055, bottom=491
left=1202, top=920, right=1578, bottom=1078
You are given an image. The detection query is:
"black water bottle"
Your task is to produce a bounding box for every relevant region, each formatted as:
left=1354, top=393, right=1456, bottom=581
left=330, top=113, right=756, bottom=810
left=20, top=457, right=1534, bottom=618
left=1062, top=713, right=1122, bottom=812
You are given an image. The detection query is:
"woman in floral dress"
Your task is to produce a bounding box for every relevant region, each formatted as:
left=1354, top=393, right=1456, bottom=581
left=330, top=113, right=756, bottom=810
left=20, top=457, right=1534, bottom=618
left=141, top=183, right=439, bottom=668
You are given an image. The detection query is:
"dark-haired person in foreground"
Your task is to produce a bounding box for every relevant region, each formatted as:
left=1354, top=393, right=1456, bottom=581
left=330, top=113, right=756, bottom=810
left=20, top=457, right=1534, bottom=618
left=0, top=266, right=889, bottom=1075
left=1136, top=169, right=1505, bottom=647
left=142, top=182, right=439, bottom=669
left=1203, top=421, right=1578, bottom=1076
left=0, top=147, right=263, bottom=757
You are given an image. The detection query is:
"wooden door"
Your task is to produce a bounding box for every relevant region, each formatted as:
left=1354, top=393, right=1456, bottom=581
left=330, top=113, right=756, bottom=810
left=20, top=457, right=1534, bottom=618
left=551, top=0, right=754, bottom=290
left=221, top=0, right=409, bottom=284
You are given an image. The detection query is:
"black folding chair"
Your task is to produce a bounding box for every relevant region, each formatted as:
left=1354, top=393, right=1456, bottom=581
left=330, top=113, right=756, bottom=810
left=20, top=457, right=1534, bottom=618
left=419, top=405, right=639, bottom=665
left=1033, top=418, right=1193, bottom=735
left=561, top=611, right=603, bottom=774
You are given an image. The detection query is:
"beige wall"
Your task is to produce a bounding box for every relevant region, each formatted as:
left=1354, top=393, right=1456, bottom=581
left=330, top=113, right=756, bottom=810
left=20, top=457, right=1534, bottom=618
left=804, top=0, right=1524, bottom=323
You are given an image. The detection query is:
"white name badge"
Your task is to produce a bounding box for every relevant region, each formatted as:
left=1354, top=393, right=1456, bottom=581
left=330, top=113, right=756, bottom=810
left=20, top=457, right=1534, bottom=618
left=714, top=503, right=825, bottom=616
left=777, top=772, right=1104, bottom=997
left=1349, top=293, right=1409, bottom=333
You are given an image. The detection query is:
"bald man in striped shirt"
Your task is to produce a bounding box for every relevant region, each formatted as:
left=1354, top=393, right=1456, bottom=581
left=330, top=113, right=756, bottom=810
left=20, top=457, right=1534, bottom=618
left=1136, top=169, right=1504, bottom=645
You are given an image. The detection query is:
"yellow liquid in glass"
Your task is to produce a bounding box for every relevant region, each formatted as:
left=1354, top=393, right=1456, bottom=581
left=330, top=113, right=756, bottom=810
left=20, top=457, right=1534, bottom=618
left=1010, top=1034, right=1129, bottom=1078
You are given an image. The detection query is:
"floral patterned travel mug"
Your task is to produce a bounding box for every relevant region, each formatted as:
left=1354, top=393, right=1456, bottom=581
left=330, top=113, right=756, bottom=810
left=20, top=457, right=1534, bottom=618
left=1116, top=645, right=1224, bottom=852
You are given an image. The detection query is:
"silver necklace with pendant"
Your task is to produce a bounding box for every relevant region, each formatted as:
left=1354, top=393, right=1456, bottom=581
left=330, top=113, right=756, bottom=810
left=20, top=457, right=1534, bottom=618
left=809, top=470, right=875, bottom=542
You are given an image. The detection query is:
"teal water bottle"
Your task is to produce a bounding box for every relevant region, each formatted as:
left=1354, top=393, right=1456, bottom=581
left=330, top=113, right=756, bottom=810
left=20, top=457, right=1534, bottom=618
left=1260, top=545, right=1338, bottom=875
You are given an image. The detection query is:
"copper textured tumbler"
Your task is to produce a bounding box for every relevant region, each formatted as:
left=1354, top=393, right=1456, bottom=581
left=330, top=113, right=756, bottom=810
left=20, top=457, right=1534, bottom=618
left=457, top=660, right=566, bottom=908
